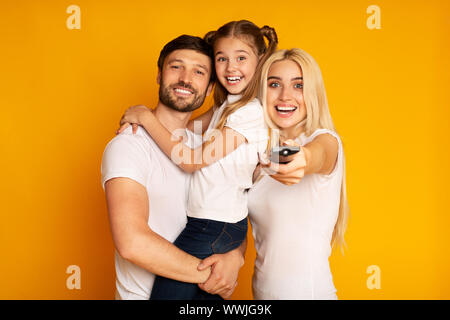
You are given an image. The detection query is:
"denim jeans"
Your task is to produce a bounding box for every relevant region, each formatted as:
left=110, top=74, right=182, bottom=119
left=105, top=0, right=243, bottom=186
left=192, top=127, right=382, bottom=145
left=150, top=216, right=248, bottom=300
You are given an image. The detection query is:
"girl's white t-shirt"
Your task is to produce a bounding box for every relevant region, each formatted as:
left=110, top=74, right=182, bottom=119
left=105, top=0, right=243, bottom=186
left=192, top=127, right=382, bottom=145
left=187, top=95, right=269, bottom=223
left=247, top=128, right=344, bottom=300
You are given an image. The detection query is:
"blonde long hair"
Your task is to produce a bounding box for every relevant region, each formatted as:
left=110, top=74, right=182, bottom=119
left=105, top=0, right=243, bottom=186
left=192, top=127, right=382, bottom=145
left=259, top=48, right=350, bottom=250
left=203, top=20, right=278, bottom=130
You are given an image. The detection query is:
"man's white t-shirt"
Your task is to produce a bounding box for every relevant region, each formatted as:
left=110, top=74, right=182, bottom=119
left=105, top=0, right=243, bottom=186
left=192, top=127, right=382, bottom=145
left=187, top=95, right=269, bottom=223
left=101, top=126, right=201, bottom=300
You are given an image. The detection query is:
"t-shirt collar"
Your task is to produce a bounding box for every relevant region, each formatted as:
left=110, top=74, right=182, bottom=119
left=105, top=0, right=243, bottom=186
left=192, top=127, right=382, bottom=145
left=227, top=94, right=242, bottom=104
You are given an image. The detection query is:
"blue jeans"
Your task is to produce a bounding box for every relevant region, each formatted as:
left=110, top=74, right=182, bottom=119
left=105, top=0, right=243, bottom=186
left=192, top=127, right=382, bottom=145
left=150, top=216, right=248, bottom=300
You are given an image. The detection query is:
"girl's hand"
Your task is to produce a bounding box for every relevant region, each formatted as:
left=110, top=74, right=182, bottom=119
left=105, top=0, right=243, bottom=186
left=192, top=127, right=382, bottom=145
left=259, top=140, right=307, bottom=186
left=116, top=105, right=152, bottom=135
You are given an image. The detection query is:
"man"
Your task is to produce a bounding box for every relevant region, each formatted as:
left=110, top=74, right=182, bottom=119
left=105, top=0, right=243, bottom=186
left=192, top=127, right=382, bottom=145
left=101, top=35, right=245, bottom=300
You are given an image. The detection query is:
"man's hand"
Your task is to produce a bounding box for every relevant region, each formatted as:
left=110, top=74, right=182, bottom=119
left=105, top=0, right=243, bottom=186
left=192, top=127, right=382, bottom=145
left=197, top=249, right=244, bottom=299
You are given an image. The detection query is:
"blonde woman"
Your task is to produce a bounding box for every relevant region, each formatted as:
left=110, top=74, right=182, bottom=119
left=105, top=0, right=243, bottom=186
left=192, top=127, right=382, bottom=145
left=248, top=48, right=349, bottom=299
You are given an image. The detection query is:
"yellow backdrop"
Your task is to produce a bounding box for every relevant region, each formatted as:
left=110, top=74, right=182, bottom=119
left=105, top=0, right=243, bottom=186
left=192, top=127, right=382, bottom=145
left=1, top=0, right=449, bottom=299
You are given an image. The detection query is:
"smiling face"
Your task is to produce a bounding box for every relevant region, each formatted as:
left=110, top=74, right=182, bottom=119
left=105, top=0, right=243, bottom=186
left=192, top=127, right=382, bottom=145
left=266, top=59, right=307, bottom=137
left=213, top=37, right=259, bottom=95
left=158, top=49, right=212, bottom=112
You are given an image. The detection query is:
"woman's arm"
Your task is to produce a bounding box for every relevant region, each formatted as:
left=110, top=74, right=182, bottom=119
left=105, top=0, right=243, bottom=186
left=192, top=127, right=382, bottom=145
left=303, top=133, right=339, bottom=175
left=261, top=134, right=339, bottom=185
left=118, top=106, right=246, bottom=173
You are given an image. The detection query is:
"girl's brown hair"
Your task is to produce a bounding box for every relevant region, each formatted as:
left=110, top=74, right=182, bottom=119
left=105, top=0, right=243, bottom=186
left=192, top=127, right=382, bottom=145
left=204, top=20, right=278, bottom=130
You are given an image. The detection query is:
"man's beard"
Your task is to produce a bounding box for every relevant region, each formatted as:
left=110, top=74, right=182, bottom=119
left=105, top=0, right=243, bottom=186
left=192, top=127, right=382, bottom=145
left=159, top=80, right=207, bottom=113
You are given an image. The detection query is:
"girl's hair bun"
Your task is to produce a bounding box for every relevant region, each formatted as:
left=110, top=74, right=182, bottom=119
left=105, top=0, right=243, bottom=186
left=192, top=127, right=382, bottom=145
left=260, top=25, right=278, bottom=45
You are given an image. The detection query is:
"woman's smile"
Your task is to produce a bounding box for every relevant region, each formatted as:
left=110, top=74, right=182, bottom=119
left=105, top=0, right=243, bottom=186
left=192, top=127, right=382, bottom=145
left=274, top=103, right=298, bottom=118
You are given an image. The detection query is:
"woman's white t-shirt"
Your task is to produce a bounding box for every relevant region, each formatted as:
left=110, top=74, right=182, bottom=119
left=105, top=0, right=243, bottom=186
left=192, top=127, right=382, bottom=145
left=187, top=94, right=269, bottom=223
left=248, top=129, right=344, bottom=300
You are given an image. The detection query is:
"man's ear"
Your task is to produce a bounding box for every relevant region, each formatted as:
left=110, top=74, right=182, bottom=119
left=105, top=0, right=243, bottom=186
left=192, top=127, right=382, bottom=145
left=157, top=70, right=161, bottom=85
left=206, top=82, right=214, bottom=96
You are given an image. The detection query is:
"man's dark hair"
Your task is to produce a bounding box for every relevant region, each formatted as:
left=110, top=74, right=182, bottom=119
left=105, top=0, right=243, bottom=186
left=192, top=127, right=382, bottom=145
left=157, top=35, right=215, bottom=83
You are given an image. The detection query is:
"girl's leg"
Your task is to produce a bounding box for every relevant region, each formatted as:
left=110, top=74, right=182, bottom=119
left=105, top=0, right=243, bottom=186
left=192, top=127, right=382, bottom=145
left=150, top=217, right=248, bottom=300
left=150, top=217, right=222, bottom=300
left=150, top=275, right=199, bottom=300
left=211, top=217, right=248, bottom=254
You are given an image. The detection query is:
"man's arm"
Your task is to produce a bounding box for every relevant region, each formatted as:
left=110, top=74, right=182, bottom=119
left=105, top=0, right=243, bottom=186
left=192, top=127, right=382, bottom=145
left=105, top=177, right=210, bottom=283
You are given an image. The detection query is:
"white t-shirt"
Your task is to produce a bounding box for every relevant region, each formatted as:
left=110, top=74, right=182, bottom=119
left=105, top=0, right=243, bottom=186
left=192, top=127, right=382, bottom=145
left=187, top=95, right=269, bottom=223
left=101, top=126, right=201, bottom=300
left=247, top=129, right=344, bottom=300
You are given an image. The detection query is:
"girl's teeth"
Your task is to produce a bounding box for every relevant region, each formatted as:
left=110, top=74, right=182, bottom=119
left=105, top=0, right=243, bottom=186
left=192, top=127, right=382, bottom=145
left=227, top=76, right=242, bottom=83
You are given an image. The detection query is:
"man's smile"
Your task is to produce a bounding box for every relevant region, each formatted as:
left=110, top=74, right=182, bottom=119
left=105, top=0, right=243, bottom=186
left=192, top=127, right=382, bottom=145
left=173, top=86, right=194, bottom=97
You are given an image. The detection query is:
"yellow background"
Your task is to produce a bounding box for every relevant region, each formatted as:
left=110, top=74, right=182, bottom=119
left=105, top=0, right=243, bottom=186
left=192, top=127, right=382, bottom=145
left=1, top=0, right=449, bottom=299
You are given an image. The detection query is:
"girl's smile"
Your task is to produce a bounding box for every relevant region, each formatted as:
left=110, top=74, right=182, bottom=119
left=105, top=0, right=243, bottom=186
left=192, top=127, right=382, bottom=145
left=225, top=76, right=243, bottom=86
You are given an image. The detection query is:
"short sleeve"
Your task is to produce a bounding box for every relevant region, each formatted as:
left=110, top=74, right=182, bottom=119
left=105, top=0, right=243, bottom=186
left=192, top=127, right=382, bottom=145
left=101, top=129, right=152, bottom=189
left=224, top=99, right=268, bottom=144
left=306, top=129, right=343, bottom=179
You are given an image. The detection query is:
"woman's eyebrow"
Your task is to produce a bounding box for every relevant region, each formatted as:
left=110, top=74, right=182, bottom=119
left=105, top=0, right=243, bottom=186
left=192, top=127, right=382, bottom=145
left=267, top=76, right=303, bottom=81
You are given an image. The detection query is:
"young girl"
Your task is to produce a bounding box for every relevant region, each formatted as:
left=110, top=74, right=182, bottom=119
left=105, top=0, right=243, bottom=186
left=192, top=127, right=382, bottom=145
left=118, top=20, right=278, bottom=300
